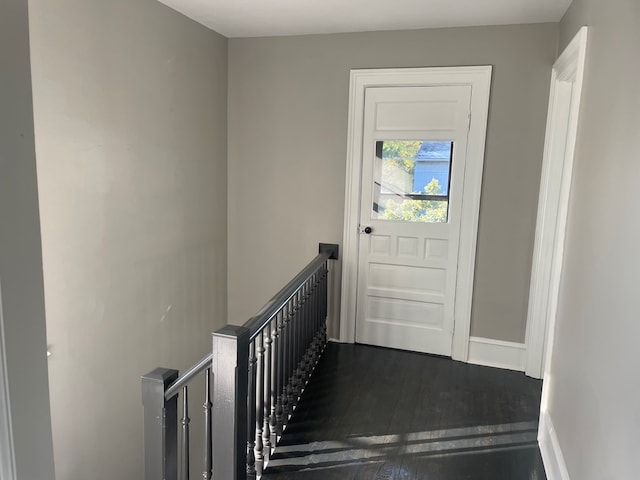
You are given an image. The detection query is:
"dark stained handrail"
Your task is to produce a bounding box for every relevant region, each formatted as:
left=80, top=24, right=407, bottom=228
left=243, top=244, right=338, bottom=340
left=143, top=243, right=339, bottom=480
left=164, top=353, right=213, bottom=400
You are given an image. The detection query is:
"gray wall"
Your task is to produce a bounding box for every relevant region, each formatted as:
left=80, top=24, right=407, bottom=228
left=228, top=24, right=558, bottom=342
left=546, top=1, right=640, bottom=478
left=0, top=1, right=56, bottom=479
left=28, top=0, right=228, bottom=478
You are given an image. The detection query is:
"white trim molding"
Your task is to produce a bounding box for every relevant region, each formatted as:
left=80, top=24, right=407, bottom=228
left=0, top=281, right=17, bottom=480
left=339, top=66, right=492, bottom=362
left=525, top=27, right=588, bottom=378
left=467, top=337, right=526, bottom=372
left=539, top=410, right=571, bottom=480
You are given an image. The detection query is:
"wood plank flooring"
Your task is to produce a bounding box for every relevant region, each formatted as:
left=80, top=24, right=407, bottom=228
left=263, top=342, right=545, bottom=480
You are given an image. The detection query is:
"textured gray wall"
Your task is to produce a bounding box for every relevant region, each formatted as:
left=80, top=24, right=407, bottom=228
left=28, top=0, right=228, bottom=478
left=0, top=1, right=56, bottom=479
left=546, top=0, right=640, bottom=478
left=227, top=24, right=558, bottom=343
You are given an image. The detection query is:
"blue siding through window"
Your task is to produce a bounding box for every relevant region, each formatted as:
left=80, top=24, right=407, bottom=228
left=413, top=141, right=452, bottom=194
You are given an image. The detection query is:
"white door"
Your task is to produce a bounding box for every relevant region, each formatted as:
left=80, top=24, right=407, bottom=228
left=355, top=85, right=472, bottom=356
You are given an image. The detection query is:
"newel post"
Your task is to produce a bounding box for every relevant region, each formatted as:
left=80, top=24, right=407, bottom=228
left=141, top=367, right=179, bottom=480
left=212, top=325, right=250, bottom=480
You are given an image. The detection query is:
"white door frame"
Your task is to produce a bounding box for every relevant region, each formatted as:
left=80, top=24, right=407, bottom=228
left=0, top=283, right=17, bottom=480
left=339, top=67, right=492, bottom=362
left=525, top=27, right=588, bottom=379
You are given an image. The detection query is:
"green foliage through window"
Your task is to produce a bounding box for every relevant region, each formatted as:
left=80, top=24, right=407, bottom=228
left=381, top=140, right=421, bottom=176
left=380, top=179, right=448, bottom=223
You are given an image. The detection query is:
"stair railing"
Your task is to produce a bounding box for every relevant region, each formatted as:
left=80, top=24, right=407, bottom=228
left=142, top=243, right=338, bottom=480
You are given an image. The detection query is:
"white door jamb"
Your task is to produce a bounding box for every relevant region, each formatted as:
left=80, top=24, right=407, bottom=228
left=525, top=27, right=588, bottom=379
left=0, top=283, right=17, bottom=480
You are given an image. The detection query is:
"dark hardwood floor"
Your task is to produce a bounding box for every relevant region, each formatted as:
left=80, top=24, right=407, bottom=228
left=263, top=342, right=545, bottom=480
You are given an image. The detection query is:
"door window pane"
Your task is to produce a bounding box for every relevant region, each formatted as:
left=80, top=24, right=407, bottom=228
left=372, top=140, right=453, bottom=223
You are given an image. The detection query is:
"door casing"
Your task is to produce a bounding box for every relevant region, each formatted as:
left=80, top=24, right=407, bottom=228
left=339, top=66, right=492, bottom=362
left=526, top=27, right=588, bottom=380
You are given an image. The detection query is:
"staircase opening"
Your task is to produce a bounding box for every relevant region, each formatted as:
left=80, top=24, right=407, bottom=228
left=142, top=243, right=339, bottom=479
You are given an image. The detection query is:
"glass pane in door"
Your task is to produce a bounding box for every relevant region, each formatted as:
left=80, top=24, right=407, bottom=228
left=372, top=140, right=453, bottom=223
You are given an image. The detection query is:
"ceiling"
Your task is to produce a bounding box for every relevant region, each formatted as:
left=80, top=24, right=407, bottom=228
left=157, top=0, right=572, bottom=38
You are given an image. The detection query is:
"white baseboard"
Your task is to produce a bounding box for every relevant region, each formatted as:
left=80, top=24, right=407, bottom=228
left=539, top=410, right=570, bottom=480
left=467, top=336, right=526, bottom=371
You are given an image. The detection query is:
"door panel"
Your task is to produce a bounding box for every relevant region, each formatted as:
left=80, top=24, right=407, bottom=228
left=355, top=86, right=472, bottom=356
left=368, top=263, right=446, bottom=299
left=375, top=101, right=459, bottom=131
